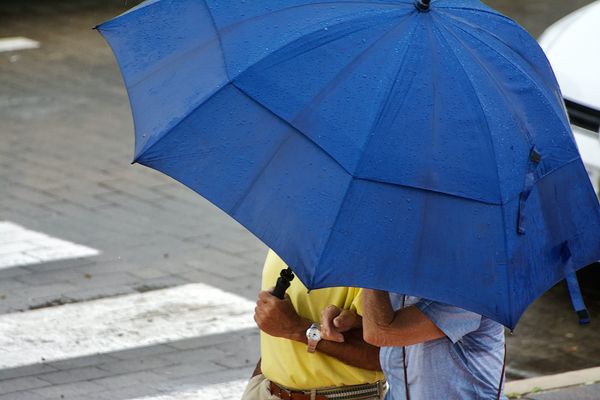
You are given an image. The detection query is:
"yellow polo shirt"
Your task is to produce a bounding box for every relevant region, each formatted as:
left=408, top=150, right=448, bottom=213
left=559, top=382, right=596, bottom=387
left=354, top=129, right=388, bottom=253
left=260, top=250, right=383, bottom=389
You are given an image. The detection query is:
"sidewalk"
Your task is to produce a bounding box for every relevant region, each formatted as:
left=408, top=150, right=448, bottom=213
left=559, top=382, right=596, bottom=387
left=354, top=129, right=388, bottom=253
left=506, top=367, right=600, bottom=399
left=0, top=2, right=263, bottom=398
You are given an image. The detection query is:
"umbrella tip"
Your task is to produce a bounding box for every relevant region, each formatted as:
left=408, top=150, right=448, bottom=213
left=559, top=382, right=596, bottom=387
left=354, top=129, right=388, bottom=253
left=415, top=0, right=431, bottom=12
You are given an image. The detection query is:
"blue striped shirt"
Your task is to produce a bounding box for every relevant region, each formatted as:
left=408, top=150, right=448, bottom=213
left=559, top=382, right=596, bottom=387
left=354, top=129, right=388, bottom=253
left=381, top=294, right=507, bottom=400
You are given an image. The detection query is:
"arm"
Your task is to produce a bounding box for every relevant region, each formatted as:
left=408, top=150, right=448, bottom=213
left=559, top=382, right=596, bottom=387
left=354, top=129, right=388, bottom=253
left=250, top=359, right=262, bottom=378
left=362, top=289, right=445, bottom=347
left=254, top=290, right=381, bottom=371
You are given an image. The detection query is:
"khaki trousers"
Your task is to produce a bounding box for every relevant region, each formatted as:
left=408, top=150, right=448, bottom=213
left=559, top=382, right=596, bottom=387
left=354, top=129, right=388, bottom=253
left=240, top=374, right=385, bottom=400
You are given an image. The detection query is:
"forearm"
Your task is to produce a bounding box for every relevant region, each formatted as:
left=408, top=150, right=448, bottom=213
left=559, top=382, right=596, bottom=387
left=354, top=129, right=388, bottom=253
left=362, top=290, right=444, bottom=347
left=251, top=359, right=262, bottom=378
left=319, top=329, right=381, bottom=371
left=286, top=323, right=381, bottom=371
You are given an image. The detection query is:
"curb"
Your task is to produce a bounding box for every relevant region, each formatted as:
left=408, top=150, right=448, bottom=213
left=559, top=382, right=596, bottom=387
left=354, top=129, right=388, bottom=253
left=505, top=366, right=600, bottom=397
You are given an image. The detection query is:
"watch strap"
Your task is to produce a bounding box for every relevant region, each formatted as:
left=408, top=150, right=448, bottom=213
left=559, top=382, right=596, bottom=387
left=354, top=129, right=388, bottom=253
left=306, top=323, right=321, bottom=353
left=307, top=339, right=319, bottom=353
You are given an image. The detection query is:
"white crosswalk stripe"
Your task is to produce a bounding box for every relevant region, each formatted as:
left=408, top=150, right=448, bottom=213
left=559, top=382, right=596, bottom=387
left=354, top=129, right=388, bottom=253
left=0, top=221, right=99, bottom=269
left=0, top=283, right=255, bottom=369
left=0, top=36, right=40, bottom=52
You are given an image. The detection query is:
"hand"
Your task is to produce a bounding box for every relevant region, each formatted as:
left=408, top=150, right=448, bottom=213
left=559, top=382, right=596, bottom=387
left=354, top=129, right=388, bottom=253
left=254, top=289, right=310, bottom=341
left=320, top=305, right=362, bottom=343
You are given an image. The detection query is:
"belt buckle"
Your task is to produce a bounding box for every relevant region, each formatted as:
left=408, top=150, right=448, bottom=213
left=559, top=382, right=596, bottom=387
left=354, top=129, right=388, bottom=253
left=279, top=385, right=294, bottom=400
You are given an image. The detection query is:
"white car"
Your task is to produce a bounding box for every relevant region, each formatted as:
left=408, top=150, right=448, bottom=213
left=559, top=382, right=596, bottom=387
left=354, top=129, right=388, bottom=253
left=539, top=0, right=600, bottom=196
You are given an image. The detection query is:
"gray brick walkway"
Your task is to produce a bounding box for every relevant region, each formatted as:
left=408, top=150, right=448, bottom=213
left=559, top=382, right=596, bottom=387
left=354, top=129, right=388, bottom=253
left=0, top=329, right=258, bottom=400
left=0, top=1, right=262, bottom=398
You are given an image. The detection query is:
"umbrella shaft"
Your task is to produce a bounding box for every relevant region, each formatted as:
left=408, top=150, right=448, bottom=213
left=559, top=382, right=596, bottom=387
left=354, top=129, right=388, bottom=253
left=416, top=0, right=431, bottom=11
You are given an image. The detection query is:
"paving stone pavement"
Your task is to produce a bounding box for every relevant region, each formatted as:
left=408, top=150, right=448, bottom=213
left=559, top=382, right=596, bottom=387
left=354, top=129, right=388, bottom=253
left=1, top=1, right=263, bottom=398
left=523, top=384, right=600, bottom=400
left=1, top=1, right=599, bottom=400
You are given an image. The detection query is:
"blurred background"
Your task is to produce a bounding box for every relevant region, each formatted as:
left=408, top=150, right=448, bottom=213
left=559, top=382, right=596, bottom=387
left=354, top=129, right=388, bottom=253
left=0, top=0, right=599, bottom=399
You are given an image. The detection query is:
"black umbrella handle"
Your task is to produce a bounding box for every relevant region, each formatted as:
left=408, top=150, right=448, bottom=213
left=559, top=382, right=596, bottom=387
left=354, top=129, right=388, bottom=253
left=272, top=267, right=295, bottom=299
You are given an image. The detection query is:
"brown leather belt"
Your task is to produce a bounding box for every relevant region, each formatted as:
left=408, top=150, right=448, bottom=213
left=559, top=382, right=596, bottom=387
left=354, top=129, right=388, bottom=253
left=269, top=380, right=385, bottom=400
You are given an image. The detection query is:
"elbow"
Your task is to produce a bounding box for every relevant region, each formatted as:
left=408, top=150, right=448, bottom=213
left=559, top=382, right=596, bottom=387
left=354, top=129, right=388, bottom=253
left=363, top=323, right=385, bottom=347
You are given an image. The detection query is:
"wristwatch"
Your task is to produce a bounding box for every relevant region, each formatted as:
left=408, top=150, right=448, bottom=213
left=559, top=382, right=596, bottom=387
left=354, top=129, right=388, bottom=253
left=306, top=323, right=322, bottom=353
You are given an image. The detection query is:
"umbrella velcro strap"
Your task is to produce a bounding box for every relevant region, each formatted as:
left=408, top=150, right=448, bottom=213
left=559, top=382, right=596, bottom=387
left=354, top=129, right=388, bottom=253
left=563, top=242, right=591, bottom=324
left=517, top=148, right=542, bottom=235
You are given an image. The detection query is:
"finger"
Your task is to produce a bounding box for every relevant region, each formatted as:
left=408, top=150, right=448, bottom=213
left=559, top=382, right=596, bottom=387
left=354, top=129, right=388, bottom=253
left=320, top=307, right=340, bottom=330
left=321, top=305, right=342, bottom=321
left=333, top=310, right=361, bottom=332
left=253, top=311, right=259, bottom=326
left=320, top=306, right=344, bottom=342
left=333, top=310, right=358, bottom=329
left=323, top=304, right=341, bottom=314
left=258, top=290, right=276, bottom=303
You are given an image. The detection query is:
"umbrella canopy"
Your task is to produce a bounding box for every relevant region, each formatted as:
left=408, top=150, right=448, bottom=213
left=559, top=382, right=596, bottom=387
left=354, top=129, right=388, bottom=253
left=97, top=0, right=600, bottom=328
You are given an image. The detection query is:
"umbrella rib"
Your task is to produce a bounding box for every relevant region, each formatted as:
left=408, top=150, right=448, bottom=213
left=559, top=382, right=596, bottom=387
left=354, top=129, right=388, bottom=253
left=285, top=12, right=416, bottom=164
left=253, top=13, right=399, bottom=73
left=227, top=124, right=295, bottom=217
left=218, top=0, right=409, bottom=34
left=95, top=0, right=163, bottom=29
left=352, top=16, right=421, bottom=175
left=433, top=18, right=523, bottom=317
left=135, top=82, right=231, bottom=163
left=127, top=37, right=223, bottom=90
left=225, top=7, right=412, bottom=82
left=211, top=1, right=415, bottom=86
left=438, top=12, right=572, bottom=137
left=311, top=179, right=356, bottom=289
left=432, top=5, right=513, bottom=23
left=204, top=0, right=232, bottom=82
left=224, top=83, right=361, bottom=218
left=430, top=18, right=511, bottom=324
left=434, top=17, right=524, bottom=204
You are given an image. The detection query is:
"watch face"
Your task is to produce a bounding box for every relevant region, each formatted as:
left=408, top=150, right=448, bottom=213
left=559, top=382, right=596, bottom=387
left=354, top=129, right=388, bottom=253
left=307, top=328, right=321, bottom=341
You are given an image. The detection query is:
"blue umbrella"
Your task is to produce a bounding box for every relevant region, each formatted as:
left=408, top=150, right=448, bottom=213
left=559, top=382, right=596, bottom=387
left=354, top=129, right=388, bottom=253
left=97, top=0, right=600, bottom=328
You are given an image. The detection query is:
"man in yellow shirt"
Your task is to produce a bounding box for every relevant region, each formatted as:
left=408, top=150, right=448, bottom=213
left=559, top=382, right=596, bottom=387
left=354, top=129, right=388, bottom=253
left=241, top=250, right=385, bottom=400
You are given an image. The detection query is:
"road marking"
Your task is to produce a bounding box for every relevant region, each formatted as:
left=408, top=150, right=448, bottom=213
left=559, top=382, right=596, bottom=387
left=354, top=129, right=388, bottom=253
left=0, top=283, right=255, bottom=369
left=0, top=222, right=99, bottom=269
left=131, top=380, right=248, bottom=400
left=0, top=37, right=40, bottom=53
